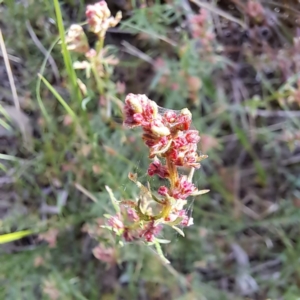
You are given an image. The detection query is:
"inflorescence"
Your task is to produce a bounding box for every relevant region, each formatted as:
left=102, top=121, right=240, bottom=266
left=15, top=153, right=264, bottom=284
left=105, top=94, right=209, bottom=243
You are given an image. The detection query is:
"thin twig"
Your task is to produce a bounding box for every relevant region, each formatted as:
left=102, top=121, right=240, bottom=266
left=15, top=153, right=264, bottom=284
left=74, top=182, right=98, bottom=203
left=73, top=182, right=112, bottom=213
left=0, top=30, right=32, bottom=147
left=121, top=41, right=154, bottom=65
left=25, top=21, right=60, bottom=82
left=250, top=258, right=281, bottom=274
left=124, top=23, right=178, bottom=47
left=244, top=107, right=300, bottom=118
left=0, top=52, right=22, bottom=63
left=191, top=0, right=247, bottom=29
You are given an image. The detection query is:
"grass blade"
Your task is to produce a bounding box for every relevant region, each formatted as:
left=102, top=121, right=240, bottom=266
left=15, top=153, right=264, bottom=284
left=39, top=74, right=87, bottom=140
left=0, top=153, right=20, bottom=161
left=35, top=34, right=60, bottom=126
left=0, top=230, right=32, bottom=244
left=38, top=74, right=76, bottom=120
left=53, top=0, right=81, bottom=102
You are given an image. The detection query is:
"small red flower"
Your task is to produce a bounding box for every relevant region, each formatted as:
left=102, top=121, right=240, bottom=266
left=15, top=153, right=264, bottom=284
left=93, top=245, right=116, bottom=264
left=172, top=109, right=192, bottom=131
left=181, top=215, right=194, bottom=227
left=171, top=176, right=197, bottom=200
left=107, top=215, right=124, bottom=230
left=164, top=110, right=177, bottom=123
left=148, top=159, right=169, bottom=178
left=123, top=228, right=135, bottom=242
left=158, top=186, right=169, bottom=196
left=126, top=208, right=139, bottom=222
left=185, top=130, right=201, bottom=144
left=140, top=221, right=162, bottom=242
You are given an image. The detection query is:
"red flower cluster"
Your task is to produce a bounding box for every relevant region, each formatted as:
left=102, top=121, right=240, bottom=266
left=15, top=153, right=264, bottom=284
left=125, top=93, right=202, bottom=176
left=124, top=93, right=206, bottom=209
left=105, top=94, right=208, bottom=246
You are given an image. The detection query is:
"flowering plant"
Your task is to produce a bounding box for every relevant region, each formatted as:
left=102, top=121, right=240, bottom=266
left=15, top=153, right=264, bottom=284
left=65, top=1, right=122, bottom=118
left=102, top=94, right=208, bottom=262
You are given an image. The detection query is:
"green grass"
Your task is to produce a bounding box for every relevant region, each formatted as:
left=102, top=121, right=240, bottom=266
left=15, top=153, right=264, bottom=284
left=1, top=0, right=300, bottom=299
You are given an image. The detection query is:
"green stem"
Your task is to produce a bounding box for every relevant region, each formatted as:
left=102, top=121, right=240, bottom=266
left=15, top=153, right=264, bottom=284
left=96, top=35, right=104, bottom=54
left=90, top=59, right=104, bottom=95
left=151, top=194, right=166, bottom=205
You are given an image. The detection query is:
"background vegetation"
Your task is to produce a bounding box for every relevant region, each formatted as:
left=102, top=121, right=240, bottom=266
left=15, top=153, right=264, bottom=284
left=1, top=0, right=300, bottom=299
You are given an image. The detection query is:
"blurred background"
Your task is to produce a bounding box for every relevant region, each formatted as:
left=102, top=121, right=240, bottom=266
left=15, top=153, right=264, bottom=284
left=1, top=0, right=300, bottom=299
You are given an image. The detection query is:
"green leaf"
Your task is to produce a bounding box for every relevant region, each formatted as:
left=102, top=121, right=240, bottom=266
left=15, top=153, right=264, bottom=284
left=36, top=36, right=60, bottom=126
left=172, top=226, right=185, bottom=237
left=105, top=186, right=121, bottom=213
left=155, top=238, right=171, bottom=244
left=38, top=74, right=77, bottom=123
left=154, top=240, right=170, bottom=264
left=0, top=153, right=20, bottom=161
left=81, top=97, right=91, bottom=111
left=191, top=189, right=210, bottom=196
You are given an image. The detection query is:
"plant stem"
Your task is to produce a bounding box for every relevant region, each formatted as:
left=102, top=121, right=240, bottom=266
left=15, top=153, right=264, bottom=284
left=166, top=157, right=178, bottom=190
left=96, top=35, right=104, bottom=54
left=91, top=59, right=104, bottom=95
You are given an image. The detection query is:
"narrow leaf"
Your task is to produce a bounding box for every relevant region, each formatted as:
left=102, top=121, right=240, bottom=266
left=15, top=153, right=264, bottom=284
left=172, top=226, right=185, bottom=237
left=191, top=189, right=210, bottom=196
left=39, top=74, right=76, bottom=119
left=105, top=186, right=120, bottom=213
left=155, top=238, right=171, bottom=244
left=0, top=230, right=32, bottom=244
left=53, top=0, right=81, bottom=102
left=154, top=240, right=170, bottom=264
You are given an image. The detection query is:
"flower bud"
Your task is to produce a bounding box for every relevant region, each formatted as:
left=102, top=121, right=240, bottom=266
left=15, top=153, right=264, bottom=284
left=164, top=110, right=177, bottom=123
left=181, top=216, right=194, bottom=227
left=107, top=215, right=124, bottom=230
left=66, top=25, right=89, bottom=54
left=181, top=108, right=192, bottom=117
left=148, top=159, right=169, bottom=178
left=125, top=93, right=143, bottom=113
left=150, top=120, right=170, bottom=136
left=158, top=186, right=169, bottom=196
left=126, top=208, right=139, bottom=222
left=185, top=130, right=201, bottom=144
